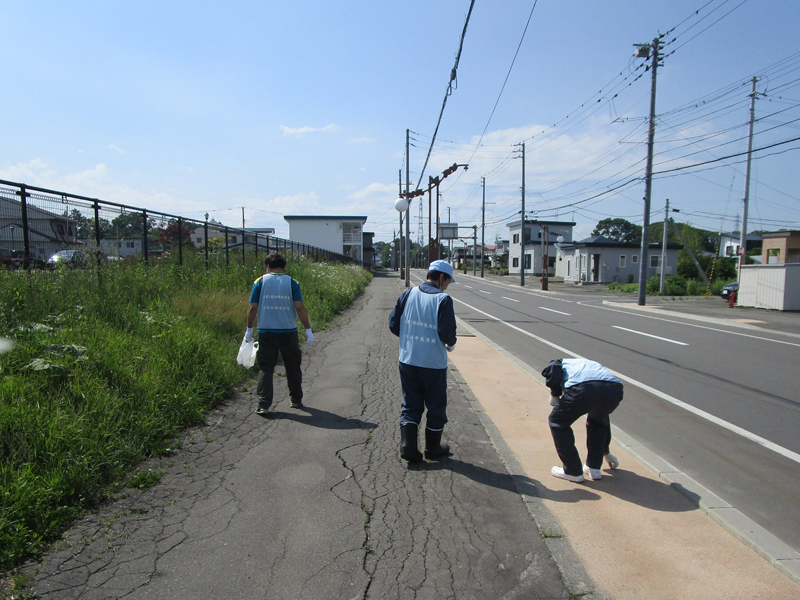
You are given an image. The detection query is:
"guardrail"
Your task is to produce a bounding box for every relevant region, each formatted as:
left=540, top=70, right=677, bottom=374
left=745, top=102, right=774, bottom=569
left=0, top=180, right=372, bottom=270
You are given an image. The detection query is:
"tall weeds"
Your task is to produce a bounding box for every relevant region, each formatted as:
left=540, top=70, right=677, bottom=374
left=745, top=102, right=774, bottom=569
left=0, top=252, right=371, bottom=567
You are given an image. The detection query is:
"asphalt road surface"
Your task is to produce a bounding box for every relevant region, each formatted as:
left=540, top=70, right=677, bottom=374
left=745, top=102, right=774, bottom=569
left=409, top=270, right=800, bottom=553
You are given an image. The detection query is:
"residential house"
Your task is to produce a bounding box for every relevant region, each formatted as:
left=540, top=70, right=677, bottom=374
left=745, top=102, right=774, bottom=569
left=761, top=230, right=800, bottom=264
left=555, top=235, right=682, bottom=284
left=0, top=193, right=77, bottom=261
left=507, top=220, right=576, bottom=276
left=719, top=232, right=762, bottom=259
left=284, top=215, right=368, bottom=262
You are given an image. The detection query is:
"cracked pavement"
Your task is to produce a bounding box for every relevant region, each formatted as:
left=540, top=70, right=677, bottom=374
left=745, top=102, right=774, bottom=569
left=24, top=272, right=572, bottom=600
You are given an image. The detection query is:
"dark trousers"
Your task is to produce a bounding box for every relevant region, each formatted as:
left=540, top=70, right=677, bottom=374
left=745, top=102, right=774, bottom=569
left=256, top=331, right=303, bottom=407
left=399, top=362, right=448, bottom=431
left=548, top=381, right=623, bottom=476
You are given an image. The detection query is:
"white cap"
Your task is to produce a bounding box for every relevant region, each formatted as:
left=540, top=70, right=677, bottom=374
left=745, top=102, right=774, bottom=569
left=428, top=259, right=455, bottom=282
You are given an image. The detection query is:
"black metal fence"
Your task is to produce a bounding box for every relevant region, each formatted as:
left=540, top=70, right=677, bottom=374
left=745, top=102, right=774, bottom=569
left=0, top=179, right=372, bottom=270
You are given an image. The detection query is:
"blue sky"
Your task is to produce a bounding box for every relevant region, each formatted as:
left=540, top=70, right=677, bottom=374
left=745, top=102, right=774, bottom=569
left=3, top=1, right=800, bottom=243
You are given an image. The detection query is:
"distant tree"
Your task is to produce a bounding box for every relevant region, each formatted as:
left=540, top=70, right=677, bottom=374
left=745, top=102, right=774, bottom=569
left=592, top=218, right=641, bottom=243
left=153, top=219, right=192, bottom=247
left=109, top=212, right=157, bottom=238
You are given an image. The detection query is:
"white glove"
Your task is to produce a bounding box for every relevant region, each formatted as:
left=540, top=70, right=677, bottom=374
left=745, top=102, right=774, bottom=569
left=244, top=327, right=254, bottom=342
left=445, top=344, right=454, bottom=353
left=305, top=328, right=314, bottom=346
left=549, top=395, right=560, bottom=406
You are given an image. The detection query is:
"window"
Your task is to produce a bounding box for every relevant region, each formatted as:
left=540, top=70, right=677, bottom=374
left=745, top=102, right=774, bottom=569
left=513, top=233, right=519, bottom=244
left=537, top=231, right=542, bottom=238
left=196, top=237, right=202, bottom=244
left=523, top=229, right=531, bottom=243
left=619, top=255, right=626, bottom=268
left=231, top=235, right=238, bottom=244
left=126, top=241, right=135, bottom=248
left=524, top=254, right=531, bottom=269
left=512, top=257, right=519, bottom=268
left=650, top=255, right=661, bottom=268
left=632, top=255, right=639, bottom=264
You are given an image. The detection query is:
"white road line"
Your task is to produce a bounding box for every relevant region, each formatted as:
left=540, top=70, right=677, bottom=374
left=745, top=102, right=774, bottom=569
left=479, top=290, right=492, bottom=295
left=452, top=296, right=800, bottom=467
left=580, top=301, right=800, bottom=348
left=502, top=297, right=519, bottom=302
left=539, top=306, right=570, bottom=316
left=612, top=325, right=688, bottom=346
left=464, top=285, right=472, bottom=289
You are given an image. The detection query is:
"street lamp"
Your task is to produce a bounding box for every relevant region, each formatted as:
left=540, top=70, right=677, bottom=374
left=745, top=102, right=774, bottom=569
left=389, top=241, right=396, bottom=271
left=394, top=197, right=410, bottom=287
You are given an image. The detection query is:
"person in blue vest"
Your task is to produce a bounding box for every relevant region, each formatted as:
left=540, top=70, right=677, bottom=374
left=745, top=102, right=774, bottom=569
left=542, top=358, right=623, bottom=482
left=245, top=253, right=313, bottom=415
left=389, top=260, right=457, bottom=462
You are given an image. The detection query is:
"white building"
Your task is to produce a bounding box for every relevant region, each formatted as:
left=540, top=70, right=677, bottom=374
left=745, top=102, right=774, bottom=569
left=555, top=235, right=682, bottom=284
left=719, top=232, right=762, bottom=259
left=284, top=215, right=368, bottom=262
left=507, top=220, right=575, bottom=276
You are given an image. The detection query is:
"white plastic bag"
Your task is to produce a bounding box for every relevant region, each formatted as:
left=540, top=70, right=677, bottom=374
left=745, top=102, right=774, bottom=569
left=236, top=338, right=259, bottom=369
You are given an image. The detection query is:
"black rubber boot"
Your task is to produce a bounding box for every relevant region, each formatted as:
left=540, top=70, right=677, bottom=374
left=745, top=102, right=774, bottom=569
left=424, top=428, right=450, bottom=459
left=400, top=424, right=423, bottom=462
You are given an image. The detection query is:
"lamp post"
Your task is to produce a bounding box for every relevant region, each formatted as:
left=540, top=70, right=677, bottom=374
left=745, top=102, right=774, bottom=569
left=395, top=196, right=411, bottom=288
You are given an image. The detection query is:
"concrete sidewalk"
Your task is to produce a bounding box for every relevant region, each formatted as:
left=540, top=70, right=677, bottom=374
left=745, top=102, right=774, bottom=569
left=447, top=325, right=800, bottom=600
left=24, top=273, right=576, bottom=600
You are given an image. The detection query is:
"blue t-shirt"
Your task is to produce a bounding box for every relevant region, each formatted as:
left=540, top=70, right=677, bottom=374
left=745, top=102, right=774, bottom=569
left=249, top=273, right=304, bottom=333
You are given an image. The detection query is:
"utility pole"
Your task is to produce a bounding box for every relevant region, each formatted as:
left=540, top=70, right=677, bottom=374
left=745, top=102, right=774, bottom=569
left=635, top=35, right=664, bottom=306
left=541, top=224, right=549, bottom=290
left=448, top=207, right=452, bottom=264
left=436, top=186, right=441, bottom=259
left=520, top=142, right=526, bottom=287
left=398, top=169, right=404, bottom=281
left=739, top=76, right=761, bottom=277
left=405, top=129, right=411, bottom=286
left=480, top=176, right=486, bottom=278
left=660, top=198, right=669, bottom=294
left=428, top=177, right=433, bottom=264
left=472, top=226, right=477, bottom=277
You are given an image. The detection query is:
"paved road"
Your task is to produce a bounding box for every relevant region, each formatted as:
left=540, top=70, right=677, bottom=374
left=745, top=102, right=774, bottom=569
left=426, top=269, right=800, bottom=555
left=25, top=273, right=577, bottom=600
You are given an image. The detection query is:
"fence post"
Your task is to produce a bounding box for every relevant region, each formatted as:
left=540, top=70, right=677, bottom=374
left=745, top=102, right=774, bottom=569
left=242, top=228, right=246, bottom=266
left=94, top=200, right=102, bottom=268
left=254, top=232, right=259, bottom=262
left=178, top=217, right=183, bottom=266
left=204, top=221, right=209, bottom=270
left=225, top=227, right=229, bottom=266
left=17, top=185, right=31, bottom=267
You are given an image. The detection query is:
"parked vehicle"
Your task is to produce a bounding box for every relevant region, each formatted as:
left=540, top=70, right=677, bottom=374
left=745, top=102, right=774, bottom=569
left=11, top=250, right=47, bottom=269
left=0, top=248, right=14, bottom=269
left=720, top=281, right=739, bottom=300
left=47, top=249, right=89, bottom=268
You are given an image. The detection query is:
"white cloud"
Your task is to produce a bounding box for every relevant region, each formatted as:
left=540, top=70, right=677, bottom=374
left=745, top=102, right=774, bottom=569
left=280, top=124, right=337, bottom=136
left=347, top=137, right=373, bottom=144
left=349, top=182, right=395, bottom=200
left=109, top=144, right=126, bottom=154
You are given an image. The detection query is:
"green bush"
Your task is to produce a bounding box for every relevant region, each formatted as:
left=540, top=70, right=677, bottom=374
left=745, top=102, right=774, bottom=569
left=646, top=275, right=661, bottom=294
left=664, top=274, right=687, bottom=296
left=0, top=253, right=371, bottom=568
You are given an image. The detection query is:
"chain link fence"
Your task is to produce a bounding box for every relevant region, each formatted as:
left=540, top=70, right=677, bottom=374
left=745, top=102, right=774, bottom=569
left=0, top=180, right=372, bottom=271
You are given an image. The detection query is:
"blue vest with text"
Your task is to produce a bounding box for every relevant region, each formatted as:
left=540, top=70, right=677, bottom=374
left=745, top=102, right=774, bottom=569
left=562, top=358, right=621, bottom=388
left=257, top=274, right=297, bottom=331
left=399, top=286, right=448, bottom=369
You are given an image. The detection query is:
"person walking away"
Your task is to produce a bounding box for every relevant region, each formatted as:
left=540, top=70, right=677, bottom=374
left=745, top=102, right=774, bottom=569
left=245, top=253, right=313, bottom=414
left=389, top=260, right=457, bottom=462
left=542, top=358, right=623, bottom=482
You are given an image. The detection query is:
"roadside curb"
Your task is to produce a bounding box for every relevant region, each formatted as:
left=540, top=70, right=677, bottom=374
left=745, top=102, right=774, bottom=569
left=455, top=315, right=800, bottom=587
left=452, top=318, right=611, bottom=600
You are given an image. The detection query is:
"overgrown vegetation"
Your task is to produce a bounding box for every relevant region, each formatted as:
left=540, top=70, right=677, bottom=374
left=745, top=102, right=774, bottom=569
left=606, top=274, right=736, bottom=296
left=0, top=252, right=371, bottom=568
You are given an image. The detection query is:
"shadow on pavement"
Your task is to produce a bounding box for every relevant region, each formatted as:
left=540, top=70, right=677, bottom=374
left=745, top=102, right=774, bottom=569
left=530, top=468, right=699, bottom=513
left=267, top=406, right=378, bottom=431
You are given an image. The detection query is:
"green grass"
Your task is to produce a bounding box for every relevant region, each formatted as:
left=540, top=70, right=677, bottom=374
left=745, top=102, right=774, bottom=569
left=0, top=250, right=371, bottom=568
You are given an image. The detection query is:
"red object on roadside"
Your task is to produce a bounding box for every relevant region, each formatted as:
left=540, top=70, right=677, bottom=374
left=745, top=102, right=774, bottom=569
left=728, top=291, right=736, bottom=308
